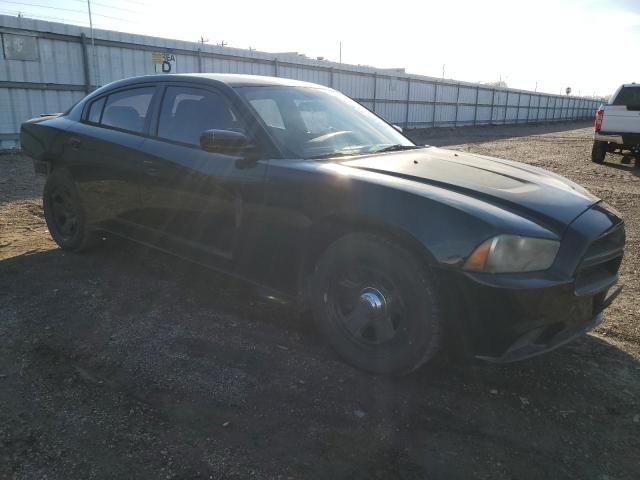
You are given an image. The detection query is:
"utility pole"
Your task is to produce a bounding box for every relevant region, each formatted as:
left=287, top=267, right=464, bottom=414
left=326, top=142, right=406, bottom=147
left=535, top=81, right=538, bottom=92
left=442, top=64, right=445, bottom=78
left=86, top=0, right=98, bottom=88
left=339, top=41, right=342, bottom=63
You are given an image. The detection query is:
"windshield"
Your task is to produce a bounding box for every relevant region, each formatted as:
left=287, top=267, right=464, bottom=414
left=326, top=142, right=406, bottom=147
left=236, top=86, right=415, bottom=159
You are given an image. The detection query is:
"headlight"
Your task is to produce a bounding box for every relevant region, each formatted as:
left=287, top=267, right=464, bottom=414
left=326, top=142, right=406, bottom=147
left=464, top=235, right=560, bottom=273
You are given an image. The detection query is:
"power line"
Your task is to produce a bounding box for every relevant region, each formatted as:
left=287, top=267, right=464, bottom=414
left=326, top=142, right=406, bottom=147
left=3, top=0, right=89, bottom=15
left=0, top=9, right=130, bottom=31
left=2, top=0, right=139, bottom=23
left=0, top=8, right=91, bottom=25
left=73, top=0, right=157, bottom=8
left=0, top=7, right=83, bottom=23
left=117, top=0, right=155, bottom=7
left=69, top=0, right=145, bottom=15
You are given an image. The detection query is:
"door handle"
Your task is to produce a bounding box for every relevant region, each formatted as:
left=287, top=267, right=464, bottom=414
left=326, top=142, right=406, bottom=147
left=68, top=137, right=82, bottom=150
left=143, top=160, right=159, bottom=176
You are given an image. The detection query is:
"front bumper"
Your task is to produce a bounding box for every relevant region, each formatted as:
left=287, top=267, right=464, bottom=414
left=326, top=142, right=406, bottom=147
left=443, top=203, right=624, bottom=363
left=476, top=285, right=622, bottom=363
left=444, top=269, right=621, bottom=362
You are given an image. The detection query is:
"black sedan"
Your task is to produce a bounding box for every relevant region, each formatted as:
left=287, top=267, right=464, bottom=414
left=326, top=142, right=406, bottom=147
left=20, top=74, right=625, bottom=374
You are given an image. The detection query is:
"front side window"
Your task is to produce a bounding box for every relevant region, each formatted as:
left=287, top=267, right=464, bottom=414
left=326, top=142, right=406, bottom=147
left=236, top=86, right=414, bottom=159
left=157, top=86, right=246, bottom=146
left=101, top=87, right=155, bottom=134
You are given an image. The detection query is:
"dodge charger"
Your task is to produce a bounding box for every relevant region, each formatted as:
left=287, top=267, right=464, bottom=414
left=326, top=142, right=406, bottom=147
left=20, top=74, right=625, bottom=374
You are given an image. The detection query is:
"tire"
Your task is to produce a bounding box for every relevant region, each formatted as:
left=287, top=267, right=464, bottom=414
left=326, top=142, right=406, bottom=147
left=43, top=169, right=97, bottom=252
left=309, top=233, right=443, bottom=375
left=591, top=141, right=607, bottom=164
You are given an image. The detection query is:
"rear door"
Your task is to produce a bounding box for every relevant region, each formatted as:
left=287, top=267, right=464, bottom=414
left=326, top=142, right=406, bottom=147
left=66, top=85, right=158, bottom=231
left=602, top=86, right=640, bottom=133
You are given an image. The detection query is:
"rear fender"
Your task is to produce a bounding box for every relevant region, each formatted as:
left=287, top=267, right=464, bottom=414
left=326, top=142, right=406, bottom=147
left=20, top=115, right=66, bottom=174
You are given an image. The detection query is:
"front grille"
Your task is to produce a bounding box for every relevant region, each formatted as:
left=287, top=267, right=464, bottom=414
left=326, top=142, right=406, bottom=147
left=579, top=223, right=625, bottom=271
left=575, top=223, right=625, bottom=296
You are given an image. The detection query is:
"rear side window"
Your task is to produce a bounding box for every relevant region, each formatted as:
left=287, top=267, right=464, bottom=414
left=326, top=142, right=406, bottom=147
left=612, top=87, right=640, bottom=107
left=87, top=97, right=105, bottom=124
left=157, top=86, right=245, bottom=146
left=101, top=87, right=155, bottom=134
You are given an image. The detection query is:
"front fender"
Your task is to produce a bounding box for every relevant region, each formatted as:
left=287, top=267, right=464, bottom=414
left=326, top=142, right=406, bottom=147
left=323, top=175, right=558, bottom=269
left=260, top=159, right=558, bottom=298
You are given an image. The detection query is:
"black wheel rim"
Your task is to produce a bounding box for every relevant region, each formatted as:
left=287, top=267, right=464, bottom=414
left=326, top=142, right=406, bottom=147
left=327, top=264, right=406, bottom=346
left=48, top=187, right=79, bottom=240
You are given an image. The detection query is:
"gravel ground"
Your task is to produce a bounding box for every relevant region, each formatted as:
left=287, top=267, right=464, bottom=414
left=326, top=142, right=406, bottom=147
left=0, top=121, right=638, bottom=479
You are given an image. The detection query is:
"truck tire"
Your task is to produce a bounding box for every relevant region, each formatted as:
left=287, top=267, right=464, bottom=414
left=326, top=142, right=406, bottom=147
left=309, top=233, right=443, bottom=375
left=591, top=141, right=607, bottom=164
left=43, top=169, right=97, bottom=252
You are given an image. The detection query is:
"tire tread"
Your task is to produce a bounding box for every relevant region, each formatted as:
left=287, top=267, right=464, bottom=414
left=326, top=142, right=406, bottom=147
left=311, top=232, right=443, bottom=375
left=43, top=169, right=97, bottom=252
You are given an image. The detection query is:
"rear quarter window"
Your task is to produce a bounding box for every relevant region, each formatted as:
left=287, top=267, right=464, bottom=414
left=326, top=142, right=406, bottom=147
left=87, top=97, right=106, bottom=124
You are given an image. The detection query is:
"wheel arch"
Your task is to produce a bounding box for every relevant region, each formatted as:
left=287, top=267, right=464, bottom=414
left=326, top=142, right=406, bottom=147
left=298, top=214, right=438, bottom=302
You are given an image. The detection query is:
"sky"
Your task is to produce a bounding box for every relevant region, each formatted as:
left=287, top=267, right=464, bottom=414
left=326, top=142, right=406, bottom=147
left=0, top=0, right=638, bottom=97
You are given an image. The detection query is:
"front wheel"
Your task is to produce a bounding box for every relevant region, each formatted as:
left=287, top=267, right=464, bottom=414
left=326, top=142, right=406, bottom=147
left=309, top=233, right=443, bottom=375
left=43, top=170, right=97, bottom=252
left=591, top=141, right=607, bottom=163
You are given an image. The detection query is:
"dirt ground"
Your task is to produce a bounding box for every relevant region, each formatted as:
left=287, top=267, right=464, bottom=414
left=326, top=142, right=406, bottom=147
left=1, top=121, right=638, bottom=480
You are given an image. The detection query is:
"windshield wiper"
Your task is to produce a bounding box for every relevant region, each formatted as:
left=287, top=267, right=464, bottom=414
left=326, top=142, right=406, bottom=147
left=308, top=144, right=422, bottom=160
left=372, top=144, right=423, bottom=153
left=307, top=151, right=361, bottom=160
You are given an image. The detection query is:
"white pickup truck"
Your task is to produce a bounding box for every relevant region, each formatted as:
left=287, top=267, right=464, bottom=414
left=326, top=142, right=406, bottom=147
left=592, top=83, right=640, bottom=164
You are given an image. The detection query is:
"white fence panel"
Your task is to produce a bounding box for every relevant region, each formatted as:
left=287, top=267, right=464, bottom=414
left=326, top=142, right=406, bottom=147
left=0, top=14, right=601, bottom=148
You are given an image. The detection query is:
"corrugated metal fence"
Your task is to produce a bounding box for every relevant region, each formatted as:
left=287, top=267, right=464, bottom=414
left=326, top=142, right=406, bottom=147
left=0, top=14, right=600, bottom=149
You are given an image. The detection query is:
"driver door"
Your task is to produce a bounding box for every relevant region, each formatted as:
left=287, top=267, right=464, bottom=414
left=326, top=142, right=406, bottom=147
left=135, top=84, right=268, bottom=269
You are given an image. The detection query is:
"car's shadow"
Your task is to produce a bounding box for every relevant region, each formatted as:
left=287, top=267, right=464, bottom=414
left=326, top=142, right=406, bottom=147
left=600, top=158, right=640, bottom=176
left=1, top=240, right=638, bottom=479
left=406, top=120, right=593, bottom=147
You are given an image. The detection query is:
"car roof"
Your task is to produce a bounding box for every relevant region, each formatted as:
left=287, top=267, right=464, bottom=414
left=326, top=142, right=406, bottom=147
left=74, top=73, right=332, bottom=119
left=102, top=73, right=326, bottom=90
left=620, top=83, right=639, bottom=88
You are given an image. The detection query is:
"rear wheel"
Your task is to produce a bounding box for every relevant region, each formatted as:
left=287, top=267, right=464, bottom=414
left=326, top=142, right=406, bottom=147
left=43, top=170, right=97, bottom=252
left=591, top=141, right=607, bottom=164
left=309, top=233, right=443, bottom=375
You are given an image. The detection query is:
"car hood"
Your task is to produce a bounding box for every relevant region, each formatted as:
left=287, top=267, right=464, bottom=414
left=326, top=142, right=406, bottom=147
left=339, top=147, right=599, bottom=229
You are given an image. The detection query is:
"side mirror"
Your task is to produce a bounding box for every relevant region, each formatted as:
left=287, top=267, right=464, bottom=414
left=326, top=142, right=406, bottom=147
left=392, top=124, right=403, bottom=133
left=199, top=129, right=252, bottom=153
